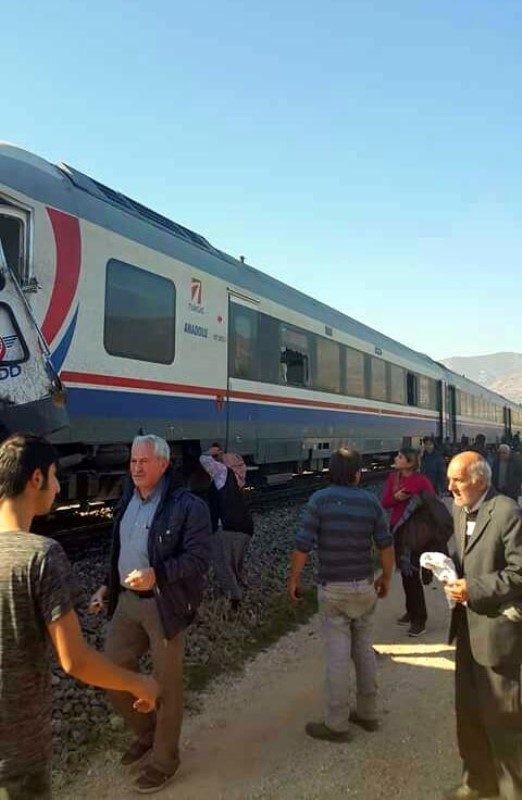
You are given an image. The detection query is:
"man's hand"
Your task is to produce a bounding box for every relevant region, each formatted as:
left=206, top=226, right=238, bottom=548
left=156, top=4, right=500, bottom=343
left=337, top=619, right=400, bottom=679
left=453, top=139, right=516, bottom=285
left=132, top=674, right=160, bottom=714
left=88, top=585, right=108, bottom=614
left=288, top=578, right=302, bottom=602
left=445, top=578, right=469, bottom=605
left=124, top=568, right=156, bottom=592
left=374, top=575, right=391, bottom=598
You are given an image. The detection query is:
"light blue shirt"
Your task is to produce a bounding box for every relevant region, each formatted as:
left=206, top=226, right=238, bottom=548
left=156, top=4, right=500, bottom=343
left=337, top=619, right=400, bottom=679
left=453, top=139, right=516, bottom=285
left=118, top=478, right=165, bottom=584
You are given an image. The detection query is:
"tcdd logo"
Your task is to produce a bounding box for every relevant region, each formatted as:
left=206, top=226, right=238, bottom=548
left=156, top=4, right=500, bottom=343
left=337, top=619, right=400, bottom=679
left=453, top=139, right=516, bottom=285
left=0, top=364, right=21, bottom=381
left=0, top=337, right=5, bottom=360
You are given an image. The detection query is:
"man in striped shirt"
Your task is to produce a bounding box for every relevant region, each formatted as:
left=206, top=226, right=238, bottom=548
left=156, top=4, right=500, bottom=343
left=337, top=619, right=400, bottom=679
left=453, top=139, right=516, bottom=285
left=289, top=447, right=394, bottom=742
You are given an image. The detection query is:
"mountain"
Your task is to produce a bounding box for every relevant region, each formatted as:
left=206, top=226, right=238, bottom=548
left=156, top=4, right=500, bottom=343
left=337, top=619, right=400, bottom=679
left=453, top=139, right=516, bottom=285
left=440, top=352, right=522, bottom=403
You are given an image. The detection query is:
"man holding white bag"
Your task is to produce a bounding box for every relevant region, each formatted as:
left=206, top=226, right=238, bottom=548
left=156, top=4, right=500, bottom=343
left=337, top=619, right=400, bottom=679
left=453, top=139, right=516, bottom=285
left=442, top=451, right=522, bottom=800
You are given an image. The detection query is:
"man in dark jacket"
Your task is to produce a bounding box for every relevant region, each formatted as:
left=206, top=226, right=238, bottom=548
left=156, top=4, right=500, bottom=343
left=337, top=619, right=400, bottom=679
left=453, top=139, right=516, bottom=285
left=90, top=435, right=211, bottom=794
left=445, top=451, right=522, bottom=800
left=420, top=436, right=447, bottom=495
left=491, top=443, right=522, bottom=502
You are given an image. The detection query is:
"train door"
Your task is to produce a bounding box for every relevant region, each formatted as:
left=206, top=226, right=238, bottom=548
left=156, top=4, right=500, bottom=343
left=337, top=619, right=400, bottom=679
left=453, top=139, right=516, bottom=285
left=504, top=406, right=512, bottom=441
left=226, top=291, right=260, bottom=453
left=436, top=380, right=444, bottom=442
left=447, top=385, right=457, bottom=443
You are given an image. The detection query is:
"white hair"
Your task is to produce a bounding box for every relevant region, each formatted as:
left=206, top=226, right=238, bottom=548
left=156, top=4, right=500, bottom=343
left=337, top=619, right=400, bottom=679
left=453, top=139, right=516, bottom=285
left=132, top=435, right=170, bottom=461
left=498, top=444, right=511, bottom=455
left=468, top=458, right=492, bottom=487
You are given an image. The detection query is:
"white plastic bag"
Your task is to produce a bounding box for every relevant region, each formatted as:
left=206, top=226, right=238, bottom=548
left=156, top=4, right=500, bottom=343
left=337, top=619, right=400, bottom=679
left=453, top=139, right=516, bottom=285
left=420, top=552, right=458, bottom=608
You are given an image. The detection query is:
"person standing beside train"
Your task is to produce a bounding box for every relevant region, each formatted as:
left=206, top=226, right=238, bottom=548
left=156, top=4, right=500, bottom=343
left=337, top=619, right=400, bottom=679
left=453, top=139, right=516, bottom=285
left=420, top=436, right=447, bottom=496
left=491, top=443, right=522, bottom=503
left=199, top=444, right=253, bottom=611
left=90, top=435, right=211, bottom=794
left=289, top=447, right=394, bottom=741
left=382, top=448, right=436, bottom=637
left=0, top=434, right=158, bottom=800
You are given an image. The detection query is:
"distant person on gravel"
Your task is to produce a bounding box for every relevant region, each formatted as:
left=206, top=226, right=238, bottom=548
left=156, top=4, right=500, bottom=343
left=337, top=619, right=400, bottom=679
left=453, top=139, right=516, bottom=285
left=200, top=444, right=253, bottom=612
left=288, top=447, right=394, bottom=742
left=420, top=436, right=447, bottom=496
left=0, top=434, right=158, bottom=800
left=491, top=443, right=522, bottom=502
left=90, top=435, right=211, bottom=795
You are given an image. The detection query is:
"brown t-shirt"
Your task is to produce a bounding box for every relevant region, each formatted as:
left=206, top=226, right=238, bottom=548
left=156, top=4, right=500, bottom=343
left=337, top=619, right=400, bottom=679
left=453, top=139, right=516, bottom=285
left=0, top=531, right=80, bottom=779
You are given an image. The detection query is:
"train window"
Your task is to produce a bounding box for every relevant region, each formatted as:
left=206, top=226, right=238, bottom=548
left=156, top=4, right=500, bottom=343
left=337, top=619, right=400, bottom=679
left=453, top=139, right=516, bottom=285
left=407, top=373, right=417, bottom=405
left=0, top=206, right=30, bottom=288
left=389, top=364, right=406, bottom=404
left=104, top=259, right=176, bottom=364
left=369, top=357, right=387, bottom=402
left=418, top=376, right=437, bottom=409
left=280, top=325, right=310, bottom=386
left=315, top=337, right=341, bottom=393
left=345, top=347, right=366, bottom=397
left=230, top=304, right=258, bottom=380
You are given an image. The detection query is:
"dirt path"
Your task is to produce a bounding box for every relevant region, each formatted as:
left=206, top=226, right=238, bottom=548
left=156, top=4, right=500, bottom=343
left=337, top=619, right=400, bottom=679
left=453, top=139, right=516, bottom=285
left=58, top=576, right=460, bottom=799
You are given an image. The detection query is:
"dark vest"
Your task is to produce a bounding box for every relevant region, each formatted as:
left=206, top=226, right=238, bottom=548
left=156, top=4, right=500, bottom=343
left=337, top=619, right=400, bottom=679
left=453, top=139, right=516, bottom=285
left=209, top=468, right=254, bottom=535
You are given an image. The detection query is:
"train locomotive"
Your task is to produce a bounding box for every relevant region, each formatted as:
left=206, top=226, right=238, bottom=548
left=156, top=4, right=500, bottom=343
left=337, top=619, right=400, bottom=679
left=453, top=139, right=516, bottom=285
left=0, top=143, right=519, bottom=504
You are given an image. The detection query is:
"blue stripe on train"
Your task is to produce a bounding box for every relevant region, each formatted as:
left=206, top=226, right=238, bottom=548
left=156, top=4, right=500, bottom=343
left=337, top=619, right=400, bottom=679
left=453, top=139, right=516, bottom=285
left=65, top=387, right=436, bottom=427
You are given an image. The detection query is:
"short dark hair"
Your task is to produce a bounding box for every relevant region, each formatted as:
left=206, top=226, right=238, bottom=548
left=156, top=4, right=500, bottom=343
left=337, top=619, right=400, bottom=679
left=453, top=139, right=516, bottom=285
left=329, top=447, right=362, bottom=486
left=0, top=434, right=57, bottom=500
left=422, top=436, right=434, bottom=445
left=399, top=447, right=420, bottom=470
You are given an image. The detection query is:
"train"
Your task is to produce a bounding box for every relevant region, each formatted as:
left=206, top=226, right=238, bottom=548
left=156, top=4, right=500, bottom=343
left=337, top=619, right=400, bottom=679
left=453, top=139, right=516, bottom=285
left=0, top=219, right=66, bottom=439
left=0, top=142, right=520, bottom=503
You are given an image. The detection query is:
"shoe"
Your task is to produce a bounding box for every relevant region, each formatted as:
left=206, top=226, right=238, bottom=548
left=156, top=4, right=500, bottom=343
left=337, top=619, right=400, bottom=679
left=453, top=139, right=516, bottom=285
left=305, top=721, right=352, bottom=742
left=120, top=740, right=152, bottom=768
left=408, top=623, right=426, bottom=637
left=443, top=785, right=497, bottom=800
left=397, top=613, right=411, bottom=626
left=349, top=711, right=380, bottom=732
left=134, top=762, right=180, bottom=794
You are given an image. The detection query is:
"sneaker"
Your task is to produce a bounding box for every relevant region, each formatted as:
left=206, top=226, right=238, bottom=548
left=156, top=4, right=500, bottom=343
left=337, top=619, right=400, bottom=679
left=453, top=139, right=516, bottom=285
left=134, top=762, right=180, bottom=794
left=349, top=711, right=380, bottom=732
left=120, top=740, right=152, bottom=768
left=397, top=612, right=411, bottom=626
left=443, top=784, right=498, bottom=800
left=305, top=721, right=352, bottom=743
left=408, top=622, right=426, bottom=637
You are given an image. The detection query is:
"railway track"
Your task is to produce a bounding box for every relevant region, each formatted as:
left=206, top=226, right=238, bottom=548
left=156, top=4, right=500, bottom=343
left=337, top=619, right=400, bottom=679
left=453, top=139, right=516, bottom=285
left=35, top=469, right=392, bottom=558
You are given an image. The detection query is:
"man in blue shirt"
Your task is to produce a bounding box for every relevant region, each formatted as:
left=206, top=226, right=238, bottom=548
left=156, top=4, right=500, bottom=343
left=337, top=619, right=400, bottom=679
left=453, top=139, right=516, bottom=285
left=289, top=447, right=394, bottom=741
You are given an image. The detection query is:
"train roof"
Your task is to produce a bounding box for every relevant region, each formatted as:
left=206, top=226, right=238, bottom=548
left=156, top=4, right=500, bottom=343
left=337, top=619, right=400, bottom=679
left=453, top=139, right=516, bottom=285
left=0, top=143, right=516, bottom=400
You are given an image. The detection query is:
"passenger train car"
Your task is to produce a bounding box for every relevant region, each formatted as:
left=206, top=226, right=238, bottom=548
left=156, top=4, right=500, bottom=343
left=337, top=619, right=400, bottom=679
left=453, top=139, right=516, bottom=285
left=0, top=143, right=519, bottom=502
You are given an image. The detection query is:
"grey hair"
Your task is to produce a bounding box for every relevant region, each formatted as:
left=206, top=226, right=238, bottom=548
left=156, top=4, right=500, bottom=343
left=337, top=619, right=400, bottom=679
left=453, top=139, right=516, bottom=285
left=132, top=435, right=170, bottom=461
left=468, top=458, right=492, bottom=487
left=498, top=444, right=511, bottom=454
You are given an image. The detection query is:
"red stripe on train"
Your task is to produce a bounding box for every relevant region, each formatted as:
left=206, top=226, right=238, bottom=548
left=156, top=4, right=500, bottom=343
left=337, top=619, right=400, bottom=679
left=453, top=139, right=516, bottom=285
left=60, top=370, right=437, bottom=420
left=41, top=209, right=81, bottom=346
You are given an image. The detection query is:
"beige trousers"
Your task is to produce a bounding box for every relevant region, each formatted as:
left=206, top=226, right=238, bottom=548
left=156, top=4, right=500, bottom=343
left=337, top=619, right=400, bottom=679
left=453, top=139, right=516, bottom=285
left=105, top=590, right=184, bottom=774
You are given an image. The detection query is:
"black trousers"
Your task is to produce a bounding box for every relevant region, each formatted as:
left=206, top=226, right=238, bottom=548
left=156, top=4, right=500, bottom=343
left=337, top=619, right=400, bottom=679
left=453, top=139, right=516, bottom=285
left=397, top=550, right=427, bottom=625
left=455, top=611, right=522, bottom=799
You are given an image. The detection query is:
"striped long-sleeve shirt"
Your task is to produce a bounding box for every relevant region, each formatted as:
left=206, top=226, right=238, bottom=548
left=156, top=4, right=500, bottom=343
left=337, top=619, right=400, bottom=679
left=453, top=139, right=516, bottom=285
left=295, top=485, right=392, bottom=583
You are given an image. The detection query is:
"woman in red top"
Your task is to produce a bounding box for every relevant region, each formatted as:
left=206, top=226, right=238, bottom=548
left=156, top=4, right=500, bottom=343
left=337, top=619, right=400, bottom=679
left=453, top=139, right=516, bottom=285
left=382, top=448, right=435, bottom=637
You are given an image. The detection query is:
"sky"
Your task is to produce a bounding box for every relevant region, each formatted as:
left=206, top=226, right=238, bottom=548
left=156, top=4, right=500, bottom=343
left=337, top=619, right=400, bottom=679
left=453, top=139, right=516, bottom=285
left=1, top=0, right=521, bottom=359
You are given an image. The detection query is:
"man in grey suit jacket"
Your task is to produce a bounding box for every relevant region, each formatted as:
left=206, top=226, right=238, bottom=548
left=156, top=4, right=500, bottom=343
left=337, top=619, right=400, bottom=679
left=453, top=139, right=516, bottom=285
left=444, top=451, right=522, bottom=800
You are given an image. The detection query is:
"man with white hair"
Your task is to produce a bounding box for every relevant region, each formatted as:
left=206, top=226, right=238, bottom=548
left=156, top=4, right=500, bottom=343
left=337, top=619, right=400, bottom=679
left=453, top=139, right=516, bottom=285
left=90, top=435, right=211, bottom=794
left=492, top=443, right=522, bottom=503
left=444, top=451, right=522, bottom=800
